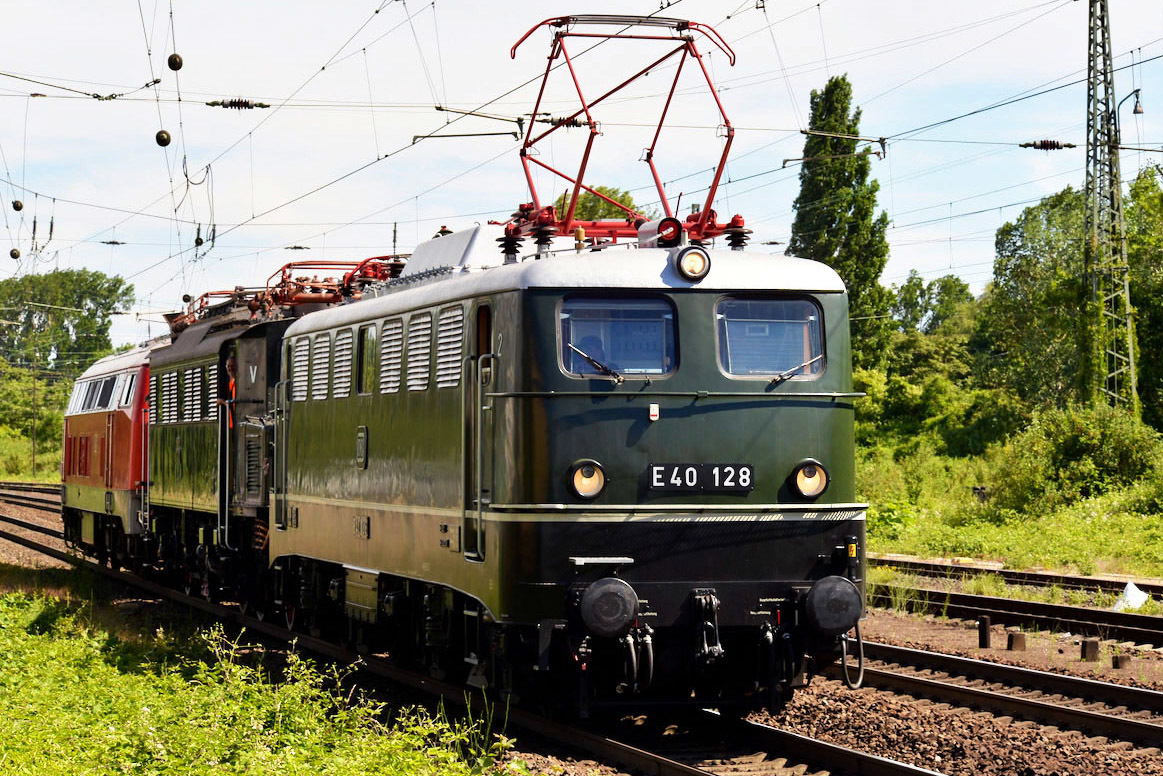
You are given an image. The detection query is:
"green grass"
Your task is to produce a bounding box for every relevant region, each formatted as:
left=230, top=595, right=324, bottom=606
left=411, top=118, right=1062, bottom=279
left=0, top=591, right=516, bottom=775
left=859, top=439, right=1163, bottom=579
left=0, top=433, right=60, bottom=481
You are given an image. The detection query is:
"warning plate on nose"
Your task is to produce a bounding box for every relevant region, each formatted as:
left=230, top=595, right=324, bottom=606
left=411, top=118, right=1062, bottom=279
left=647, top=463, right=754, bottom=493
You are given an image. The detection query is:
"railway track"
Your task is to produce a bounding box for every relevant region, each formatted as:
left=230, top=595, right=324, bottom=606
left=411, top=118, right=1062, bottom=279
left=832, top=641, right=1163, bottom=747
left=594, top=710, right=943, bottom=775
left=872, top=585, right=1163, bottom=647
left=0, top=481, right=60, bottom=497
left=0, top=512, right=63, bottom=539
left=0, top=492, right=60, bottom=513
left=870, top=556, right=1163, bottom=599
left=0, top=518, right=940, bottom=776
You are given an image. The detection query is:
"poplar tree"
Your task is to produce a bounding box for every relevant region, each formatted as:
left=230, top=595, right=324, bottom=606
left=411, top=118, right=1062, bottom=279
left=787, top=75, right=891, bottom=369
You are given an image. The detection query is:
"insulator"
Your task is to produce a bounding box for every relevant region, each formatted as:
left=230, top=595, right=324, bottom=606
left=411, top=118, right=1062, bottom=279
left=11, top=200, right=22, bottom=212
left=9, top=248, right=19, bottom=260
left=497, top=234, right=524, bottom=261
left=194, top=224, right=203, bottom=247
left=533, top=225, right=557, bottom=246
left=723, top=226, right=752, bottom=251
left=206, top=98, right=269, bottom=110
left=1020, top=139, right=1073, bottom=151
left=156, top=129, right=171, bottom=147
left=182, top=294, right=193, bottom=303
left=168, top=53, right=183, bottom=71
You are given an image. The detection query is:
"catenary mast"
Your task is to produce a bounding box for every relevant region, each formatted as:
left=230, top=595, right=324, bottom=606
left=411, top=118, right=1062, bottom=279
left=1082, top=0, right=1139, bottom=414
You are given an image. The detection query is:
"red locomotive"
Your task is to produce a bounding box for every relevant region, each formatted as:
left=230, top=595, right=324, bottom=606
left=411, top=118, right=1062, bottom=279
left=61, top=341, right=161, bottom=564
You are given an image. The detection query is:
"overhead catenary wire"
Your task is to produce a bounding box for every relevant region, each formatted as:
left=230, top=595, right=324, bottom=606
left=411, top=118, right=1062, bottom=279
left=133, top=2, right=690, bottom=290
left=402, top=0, right=442, bottom=110
left=623, top=28, right=1154, bottom=222
left=60, top=0, right=420, bottom=257
left=590, top=0, right=1071, bottom=109
left=890, top=48, right=1163, bottom=140
left=759, top=2, right=804, bottom=129
left=8, top=0, right=1157, bottom=322
left=0, top=69, right=159, bottom=101
left=816, top=3, right=830, bottom=79
left=0, top=175, right=202, bottom=226
left=863, top=0, right=1071, bottom=105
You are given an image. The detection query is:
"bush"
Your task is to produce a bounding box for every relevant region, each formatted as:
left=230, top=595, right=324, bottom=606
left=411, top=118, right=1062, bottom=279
left=867, top=501, right=914, bottom=541
left=933, top=388, right=1028, bottom=456
left=853, top=368, right=887, bottom=444
left=990, top=404, right=1163, bottom=514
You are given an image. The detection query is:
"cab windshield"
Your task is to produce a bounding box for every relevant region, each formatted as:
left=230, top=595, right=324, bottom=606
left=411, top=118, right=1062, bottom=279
left=560, top=297, right=676, bottom=378
left=716, top=297, right=824, bottom=378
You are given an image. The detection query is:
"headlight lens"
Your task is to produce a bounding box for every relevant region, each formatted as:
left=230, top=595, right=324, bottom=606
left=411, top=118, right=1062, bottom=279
left=675, top=247, right=711, bottom=281
left=792, top=460, right=828, bottom=498
left=571, top=460, right=607, bottom=499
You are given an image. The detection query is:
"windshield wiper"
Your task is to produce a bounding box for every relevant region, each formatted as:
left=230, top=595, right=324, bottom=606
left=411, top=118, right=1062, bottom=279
left=769, top=354, right=824, bottom=386
left=567, top=342, right=624, bottom=384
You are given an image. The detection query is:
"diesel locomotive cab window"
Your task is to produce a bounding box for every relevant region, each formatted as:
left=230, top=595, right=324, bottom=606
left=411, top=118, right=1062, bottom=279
left=118, top=373, right=137, bottom=407
left=716, top=297, right=824, bottom=379
left=560, top=297, right=676, bottom=378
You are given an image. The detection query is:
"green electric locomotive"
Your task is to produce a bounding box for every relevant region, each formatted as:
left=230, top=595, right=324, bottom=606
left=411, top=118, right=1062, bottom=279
left=269, top=223, right=866, bottom=712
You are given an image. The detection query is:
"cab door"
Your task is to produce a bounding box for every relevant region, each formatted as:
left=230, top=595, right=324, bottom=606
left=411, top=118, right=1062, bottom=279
left=462, top=303, right=495, bottom=560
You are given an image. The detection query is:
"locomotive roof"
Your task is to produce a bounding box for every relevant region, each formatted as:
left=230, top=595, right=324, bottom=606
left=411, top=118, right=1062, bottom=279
left=76, top=337, right=167, bottom=381
left=148, top=313, right=293, bottom=369
left=285, top=224, right=846, bottom=338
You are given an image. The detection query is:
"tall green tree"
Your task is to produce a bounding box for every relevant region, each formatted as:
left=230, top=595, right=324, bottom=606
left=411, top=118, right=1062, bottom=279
left=1125, top=168, right=1163, bottom=429
left=890, top=270, right=928, bottom=332
left=971, top=187, right=1086, bottom=405
left=787, top=74, right=891, bottom=369
left=924, top=274, right=974, bottom=335
left=0, top=269, right=133, bottom=376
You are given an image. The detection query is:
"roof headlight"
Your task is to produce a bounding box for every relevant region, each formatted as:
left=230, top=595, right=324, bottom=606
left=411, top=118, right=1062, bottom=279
left=570, top=459, right=607, bottom=500
left=791, top=459, right=828, bottom=499
left=675, top=246, right=711, bottom=281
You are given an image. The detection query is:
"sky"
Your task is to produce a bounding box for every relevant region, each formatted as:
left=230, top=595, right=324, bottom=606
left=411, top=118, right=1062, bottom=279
left=0, top=0, right=1160, bottom=348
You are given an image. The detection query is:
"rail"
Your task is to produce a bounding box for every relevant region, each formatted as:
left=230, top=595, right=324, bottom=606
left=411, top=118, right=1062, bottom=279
left=0, top=481, right=59, bottom=496
left=870, top=556, right=1163, bottom=599
left=871, top=585, right=1163, bottom=646
left=830, top=642, right=1163, bottom=746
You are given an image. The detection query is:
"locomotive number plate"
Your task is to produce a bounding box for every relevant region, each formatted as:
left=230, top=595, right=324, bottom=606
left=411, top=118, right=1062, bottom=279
left=648, top=463, right=754, bottom=493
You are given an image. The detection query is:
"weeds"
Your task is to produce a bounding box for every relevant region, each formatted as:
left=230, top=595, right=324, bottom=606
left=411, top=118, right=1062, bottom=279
left=887, top=584, right=923, bottom=614
left=860, top=436, right=1163, bottom=578
left=0, top=591, right=513, bottom=775
left=963, top=572, right=1006, bottom=598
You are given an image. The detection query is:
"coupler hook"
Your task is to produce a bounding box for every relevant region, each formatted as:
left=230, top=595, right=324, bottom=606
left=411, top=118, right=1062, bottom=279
left=693, top=590, right=725, bottom=666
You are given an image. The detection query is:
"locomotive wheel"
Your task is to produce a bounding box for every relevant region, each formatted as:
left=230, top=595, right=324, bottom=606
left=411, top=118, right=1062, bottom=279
left=238, top=595, right=266, bottom=622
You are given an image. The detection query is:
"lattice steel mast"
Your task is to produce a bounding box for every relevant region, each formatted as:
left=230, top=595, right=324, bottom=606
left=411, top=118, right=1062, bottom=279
left=1083, top=0, right=1139, bottom=413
